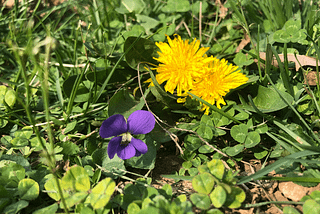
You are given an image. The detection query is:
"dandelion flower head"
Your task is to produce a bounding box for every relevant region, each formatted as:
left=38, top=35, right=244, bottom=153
left=150, top=35, right=213, bottom=97
left=191, top=58, right=248, bottom=114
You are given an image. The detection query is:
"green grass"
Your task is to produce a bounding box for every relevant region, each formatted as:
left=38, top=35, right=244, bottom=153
left=1, top=0, right=320, bottom=213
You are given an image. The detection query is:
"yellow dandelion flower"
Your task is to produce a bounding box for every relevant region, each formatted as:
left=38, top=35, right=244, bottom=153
left=150, top=35, right=213, bottom=98
left=191, top=58, right=248, bottom=114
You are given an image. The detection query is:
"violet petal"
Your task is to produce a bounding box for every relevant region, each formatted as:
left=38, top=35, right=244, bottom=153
left=127, top=110, right=155, bottom=135
left=117, top=143, right=136, bottom=160
left=107, top=136, right=122, bottom=159
left=131, top=138, right=148, bottom=154
left=100, top=114, right=128, bottom=138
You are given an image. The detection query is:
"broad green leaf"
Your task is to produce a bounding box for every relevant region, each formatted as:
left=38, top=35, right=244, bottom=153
left=190, top=193, right=211, bottom=210
left=127, top=202, right=141, bottom=214
left=0, top=85, right=16, bottom=108
left=206, top=209, right=224, bottom=214
left=224, top=187, right=246, bottom=208
left=115, top=0, right=146, bottom=14
left=60, top=192, right=88, bottom=209
left=230, top=124, right=248, bottom=143
left=63, top=75, right=90, bottom=103
left=64, top=120, right=77, bottom=134
left=14, top=127, right=33, bottom=139
left=244, top=131, right=261, bottom=148
left=136, top=14, right=159, bottom=34
left=44, top=177, right=66, bottom=201
left=184, top=135, right=202, bottom=152
left=108, top=89, right=145, bottom=118
left=11, top=137, right=29, bottom=147
left=33, top=203, right=58, bottom=214
left=60, top=141, right=80, bottom=156
left=198, top=145, right=214, bottom=153
left=2, top=200, right=28, bottom=214
left=239, top=85, right=294, bottom=113
left=207, top=159, right=225, bottom=180
left=0, top=161, right=25, bottom=188
left=92, top=147, right=126, bottom=179
left=303, top=199, right=320, bottom=214
left=61, top=166, right=90, bottom=192
left=18, top=178, right=39, bottom=200
left=192, top=172, right=215, bottom=194
left=210, top=185, right=227, bottom=208
left=191, top=1, right=208, bottom=15
left=255, top=123, right=268, bottom=134
left=310, top=190, right=320, bottom=201
left=124, top=36, right=158, bottom=71
left=0, top=154, right=30, bottom=171
left=161, top=0, right=190, bottom=12
left=225, top=144, right=244, bottom=156
left=125, top=136, right=157, bottom=169
left=283, top=206, right=300, bottom=214
left=86, top=177, right=115, bottom=209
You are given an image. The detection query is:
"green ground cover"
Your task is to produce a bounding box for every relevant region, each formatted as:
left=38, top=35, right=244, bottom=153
left=1, top=0, right=320, bottom=213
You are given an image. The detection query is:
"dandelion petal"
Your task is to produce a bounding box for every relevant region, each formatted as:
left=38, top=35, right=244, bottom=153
left=100, top=114, right=128, bottom=138
left=128, top=110, right=155, bottom=135
left=107, top=136, right=121, bottom=159
left=117, top=143, right=136, bottom=160
left=131, top=138, right=148, bottom=154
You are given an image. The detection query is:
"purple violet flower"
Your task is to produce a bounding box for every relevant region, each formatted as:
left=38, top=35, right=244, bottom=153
left=99, top=110, right=155, bottom=160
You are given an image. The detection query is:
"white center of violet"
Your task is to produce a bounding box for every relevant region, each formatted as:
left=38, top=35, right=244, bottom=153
left=120, top=132, right=132, bottom=146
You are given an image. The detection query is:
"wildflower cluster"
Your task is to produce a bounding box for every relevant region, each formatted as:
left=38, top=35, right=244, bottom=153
left=149, top=35, right=248, bottom=114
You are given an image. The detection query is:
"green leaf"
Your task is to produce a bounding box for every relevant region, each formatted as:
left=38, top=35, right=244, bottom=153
left=303, top=199, right=320, bottom=214
left=63, top=75, right=91, bottom=103
left=191, top=1, right=208, bottom=15
left=224, top=186, right=246, bottom=208
left=207, top=159, right=225, bottom=180
left=310, top=190, right=320, bottom=201
left=115, top=0, right=146, bottom=14
left=244, top=131, right=261, bottom=148
left=198, top=145, right=214, bottom=153
left=206, top=209, right=224, bottom=214
left=3, top=200, right=29, bottom=214
left=0, top=161, right=25, bottom=188
left=190, top=193, right=211, bottom=210
left=128, top=202, right=141, bottom=214
left=239, top=85, right=294, bottom=113
left=60, top=192, right=88, bottom=209
left=60, top=141, right=80, bottom=156
left=184, top=135, right=202, bottom=152
left=225, top=145, right=244, bottom=156
left=0, top=85, right=16, bottom=108
left=283, top=206, right=300, bottom=214
left=61, top=166, right=90, bottom=192
left=64, top=120, right=77, bottom=134
left=18, top=178, right=39, bottom=200
left=124, top=36, right=158, bottom=71
left=92, top=147, right=126, bottom=179
left=161, top=0, right=190, bottom=12
left=44, top=177, right=66, bottom=201
left=192, top=172, right=215, bottom=194
left=210, top=185, right=227, bottom=208
left=11, top=137, right=29, bottom=147
left=230, top=124, right=248, bottom=143
left=126, top=135, right=157, bottom=169
left=86, top=177, right=115, bottom=209
left=108, top=89, right=145, bottom=118
left=33, top=203, right=58, bottom=214
left=233, top=51, right=254, bottom=67
left=14, top=127, right=33, bottom=139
